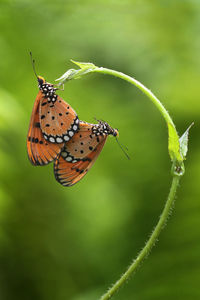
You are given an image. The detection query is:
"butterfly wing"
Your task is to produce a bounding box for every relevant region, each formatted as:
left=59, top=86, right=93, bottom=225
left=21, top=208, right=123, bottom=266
left=39, top=95, right=79, bottom=143
left=27, top=91, right=64, bottom=165
left=54, top=122, right=107, bottom=186
left=54, top=140, right=107, bottom=187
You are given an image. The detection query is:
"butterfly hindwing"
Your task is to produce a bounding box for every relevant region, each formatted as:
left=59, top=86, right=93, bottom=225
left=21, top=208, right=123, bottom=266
left=27, top=91, right=64, bottom=165
left=54, top=121, right=109, bottom=186
left=54, top=139, right=107, bottom=186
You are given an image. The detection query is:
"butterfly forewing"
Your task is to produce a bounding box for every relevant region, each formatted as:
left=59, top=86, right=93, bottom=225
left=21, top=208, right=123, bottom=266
left=65, top=122, right=106, bottom=158
left=27, top=74, right=80, bottom=165
left=27, top=91, right=64, bottom=165
left=39, top=95, right=79, bottom=143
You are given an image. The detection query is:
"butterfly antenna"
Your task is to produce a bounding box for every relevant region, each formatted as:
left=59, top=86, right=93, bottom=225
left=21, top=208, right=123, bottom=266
left=93, top=117, right=106, bottom=123
left=93, top=116, right=101, bottom=123
left=30, top=51, right=38, bottom=79
left=115, top=137, right=130, bottom=160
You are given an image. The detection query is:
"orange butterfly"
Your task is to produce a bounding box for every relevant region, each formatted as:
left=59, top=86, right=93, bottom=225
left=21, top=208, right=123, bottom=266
left=54, top=120, right=119, bottom=186
left=27, top=75, right=79, bottom=166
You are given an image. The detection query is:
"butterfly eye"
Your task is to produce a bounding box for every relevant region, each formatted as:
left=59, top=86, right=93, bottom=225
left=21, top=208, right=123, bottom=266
left=113, top=129, right=119, bottom=137
left=37, top=76, right=45, bottom=85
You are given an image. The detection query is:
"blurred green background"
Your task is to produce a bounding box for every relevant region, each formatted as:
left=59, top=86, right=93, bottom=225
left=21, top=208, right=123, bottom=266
left=0, top=1, right=200, bottom=299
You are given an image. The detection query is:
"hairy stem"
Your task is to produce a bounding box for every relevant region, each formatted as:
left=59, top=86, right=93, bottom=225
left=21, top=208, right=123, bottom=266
left=100, top=175, right=180, bottom=300
left=93, top=68, right=175, bottom=129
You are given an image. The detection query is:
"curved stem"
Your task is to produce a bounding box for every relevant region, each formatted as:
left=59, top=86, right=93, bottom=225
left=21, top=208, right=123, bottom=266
left=93, top=67, right=175, bottom=129
left=100, top=175, right=180, bottom=300
left=91, top=67, right=183, bottom=165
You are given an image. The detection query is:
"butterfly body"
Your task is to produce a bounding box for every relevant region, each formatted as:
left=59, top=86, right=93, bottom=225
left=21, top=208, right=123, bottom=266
left=54, top=121, right=118, bottom=186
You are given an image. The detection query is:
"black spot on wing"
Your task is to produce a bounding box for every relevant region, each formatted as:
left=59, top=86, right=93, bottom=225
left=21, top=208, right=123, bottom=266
left=34, top=122, right=40, bottom=128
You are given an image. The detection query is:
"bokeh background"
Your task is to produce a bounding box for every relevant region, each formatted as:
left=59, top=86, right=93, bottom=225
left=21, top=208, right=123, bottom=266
left=0, top=1, right=200, bottom=299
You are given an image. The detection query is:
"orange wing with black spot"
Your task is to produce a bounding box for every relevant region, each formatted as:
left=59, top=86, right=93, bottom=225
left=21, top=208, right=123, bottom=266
left=37, top=77, right=79, bottom=143
left=54, top=122, right=108, bottom=186
left=39, top=95, right=79, bottom=143
left=27, top=91, right=64, bottom=165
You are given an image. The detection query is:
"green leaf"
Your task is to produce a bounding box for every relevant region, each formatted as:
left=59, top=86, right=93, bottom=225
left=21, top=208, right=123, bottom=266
left=70, top=60, right=97, bottom=70
left=55, top=69, right=77, bottom=83
left=179, top=122, right=194, bottom=160
left=56, top=60, right=97, bottom=85
left=168, top=122, right=182, bottom=162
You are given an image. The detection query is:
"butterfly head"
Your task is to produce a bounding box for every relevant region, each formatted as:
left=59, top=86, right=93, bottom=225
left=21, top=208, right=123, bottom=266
left=37, top=76, right=46, bottom=87
left=113, top=128, right=119, bottom=137
left=108, top=124, right=119, bottom=137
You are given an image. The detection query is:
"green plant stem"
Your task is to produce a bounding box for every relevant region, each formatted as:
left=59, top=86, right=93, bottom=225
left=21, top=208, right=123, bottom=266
left=100, top=175, right=180, bottom=300
left=57, top=63, right=186, bottom=299
left=92, top=67, right=175, bottom=129
left=90, top=67, right=184, bottom=165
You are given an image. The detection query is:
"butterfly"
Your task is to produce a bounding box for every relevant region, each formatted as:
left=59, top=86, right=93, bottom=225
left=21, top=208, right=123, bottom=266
left=54, top=120, right=119, bottom=186
left=27, top=75, right=79, bottom=166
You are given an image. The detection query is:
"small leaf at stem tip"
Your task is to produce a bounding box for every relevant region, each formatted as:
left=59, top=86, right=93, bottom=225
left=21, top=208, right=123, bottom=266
left=55, top=69, right=77, bottom=82
left=70, top=60, right=97, bottom=69
left=179, top=122, right=194, bottom=160
left=168, top=123, right=183, bottom=162
left=55, top=61, right=97, bottom=85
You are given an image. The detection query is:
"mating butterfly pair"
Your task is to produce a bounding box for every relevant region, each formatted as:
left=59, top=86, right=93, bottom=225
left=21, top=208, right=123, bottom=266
left=27, top=76, right=118, bottom=186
